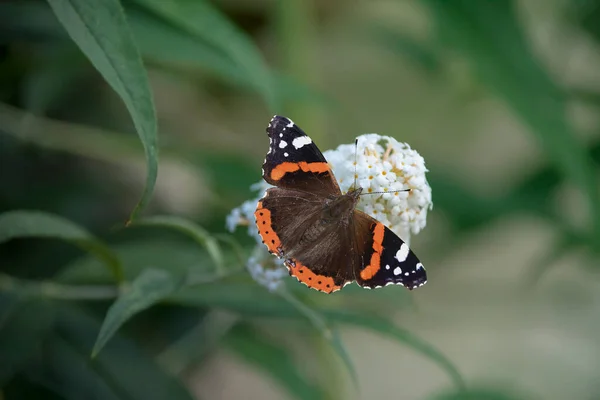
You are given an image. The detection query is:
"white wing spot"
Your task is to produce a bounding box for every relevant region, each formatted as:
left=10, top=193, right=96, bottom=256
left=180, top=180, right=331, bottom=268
left=416, top=263, right=424, bottom=270
left=395, top=243, right=409, bottom=263
left=284, top=152, right=289, bottom=157
left=279, top=140, right=288, bottom=149
left=292, top=136, right=312, bottom=149
left=286, top=119, right=294, bottom=128
left=279, top=133, right=283, bottom=138
left=404, top=272, right=409, bottom=276
left=393, top=267, right=402, bottom=276
left=385, top=264, right=390, bottom=270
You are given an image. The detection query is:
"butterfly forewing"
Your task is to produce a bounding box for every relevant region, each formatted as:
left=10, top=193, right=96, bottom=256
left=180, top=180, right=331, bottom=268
left=352, top=211, right=427, bottom=290
left=262, top=115, right=341, bottom=197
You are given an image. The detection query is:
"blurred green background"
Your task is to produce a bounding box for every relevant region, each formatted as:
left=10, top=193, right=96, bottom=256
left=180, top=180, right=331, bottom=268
left=2, top=0, right=600, bottom=399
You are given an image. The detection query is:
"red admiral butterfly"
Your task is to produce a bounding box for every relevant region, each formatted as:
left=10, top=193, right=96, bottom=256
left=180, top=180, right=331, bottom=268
left=254, top=115, right=427, bottom=293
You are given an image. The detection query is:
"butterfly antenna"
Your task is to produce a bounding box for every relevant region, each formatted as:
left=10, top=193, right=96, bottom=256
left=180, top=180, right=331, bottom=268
left=353, top=138, right=358, bottom=190
left=362, top=188, right=411, bottom=196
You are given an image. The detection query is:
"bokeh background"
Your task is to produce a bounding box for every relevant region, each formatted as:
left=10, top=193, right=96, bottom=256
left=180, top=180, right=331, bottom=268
left=2, top=0, right=600, bottom=399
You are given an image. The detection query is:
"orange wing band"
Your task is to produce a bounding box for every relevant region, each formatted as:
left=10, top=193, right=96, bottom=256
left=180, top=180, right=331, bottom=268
left=270, top=162, right=330, bottom=181
left=359, top=222, right=385, bottom=280
left=285, top=259, right=341, bottom=294
left=255, top=202, right=282, bottom=255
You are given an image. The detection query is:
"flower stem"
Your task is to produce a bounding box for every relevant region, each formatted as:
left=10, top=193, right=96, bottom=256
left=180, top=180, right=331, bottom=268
left=0, top=273, right=119, bottom=300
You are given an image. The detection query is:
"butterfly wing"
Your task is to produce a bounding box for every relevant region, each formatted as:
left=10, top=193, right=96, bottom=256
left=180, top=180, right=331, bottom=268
left=255, top=187, right=356, bottom=294
left=262, top=115, right=341, bottom=197
left=352, top=210, right=427, bottom=290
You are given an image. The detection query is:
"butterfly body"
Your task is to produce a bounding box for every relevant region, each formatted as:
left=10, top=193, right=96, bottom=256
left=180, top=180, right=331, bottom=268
left=255, top=115, right=427, bottom=294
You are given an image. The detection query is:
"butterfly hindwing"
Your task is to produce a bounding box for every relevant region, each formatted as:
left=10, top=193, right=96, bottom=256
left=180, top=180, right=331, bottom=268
left=352, top=210, right=427, bottom=290
left=255, top=186, right=356, bottom=294
left=255, top=187, right=322, bottom=256
left=262, top=115, right=341, bottom=197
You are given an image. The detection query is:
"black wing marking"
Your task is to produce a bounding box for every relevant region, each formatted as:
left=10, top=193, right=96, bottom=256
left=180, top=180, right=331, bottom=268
left=352, top=211, right=427, bottom=290
left=262, top=115, right=341, bottom=197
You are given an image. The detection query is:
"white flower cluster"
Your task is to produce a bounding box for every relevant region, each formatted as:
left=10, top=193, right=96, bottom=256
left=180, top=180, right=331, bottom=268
left=225, top=183, right=269, bottom=244
left=323, top=134, right=432, bottom=241
left=245, top=247, right=288, bottom=292
left=226, top=133, right=432, bottom=291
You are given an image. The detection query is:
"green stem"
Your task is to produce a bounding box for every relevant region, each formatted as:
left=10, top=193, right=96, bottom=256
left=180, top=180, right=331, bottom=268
left=0, top=273, right=119, bottom=300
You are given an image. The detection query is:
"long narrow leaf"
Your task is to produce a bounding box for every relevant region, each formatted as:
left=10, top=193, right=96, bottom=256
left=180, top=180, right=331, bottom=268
left=92, top=268, right=183, bottom=357
left=0, top=298, right=55, bottom=386
left=47, top=0, right=158, bottom=222
left=57, top=306, right=195, bottom=400
left=0, top=210, right=123, bottom=281
left=324, top=310, right=465, bottom=390
left=169, top=281, right=464, bottom=388
left=277, top=287, right=358, bottom=391
left=133, top=216, right=225, bottom=275
left=131, top=0, right=276, bottom=110
left=225, top=322, right=325, bottom=400
left=422, top=0, right=600, bottom=245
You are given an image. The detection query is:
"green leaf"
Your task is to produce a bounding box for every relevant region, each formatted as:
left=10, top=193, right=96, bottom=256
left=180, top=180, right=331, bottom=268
left=0, top=1, right=66, bottom=42
left=423, top=0, right=600, bottom=244
left=524, top=234, right=582, bottom=286
left=322, top=310, right=465, bottom=390
left=170, top=281, right=298, bottom=316
left=225, top=322, right=325, bottom=400
left=46, top=0, right=158, bottom=223
left=370, top=24, right=441, bottom=73
left=42, top=335, right=122, bottom=399
left=21, top=45, right=88, bottom=115
left=57, top=238, right=214, bottom=284
left=92, top=268, right=184, bottom=357
left=129, top=8, right=328, bottom=109
left=277, top=288, right=358, bottom=391
left=53, top=306, right=195, bottom=400
left=131, top=0, right=277, bottom=110
left=0, top=297, right=55, bottom=386
left=430, top=387, right=529, bottom=400
left=0, top=210, right=123, bottom=281
left=169, top=281, right=464, bottom=389
left=133, top=216, right=225, bottom=276
left=573, top=0, right=600, bottom=42
left=158, top=310, right=238, bottom=373
left=127, top=6, right=250, bottom=84
left=0, top=1, right=322, bottom=110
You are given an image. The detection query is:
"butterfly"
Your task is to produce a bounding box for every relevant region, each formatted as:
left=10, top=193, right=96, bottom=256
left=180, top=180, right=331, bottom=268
left=254, top=115, right=427, bottom=293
